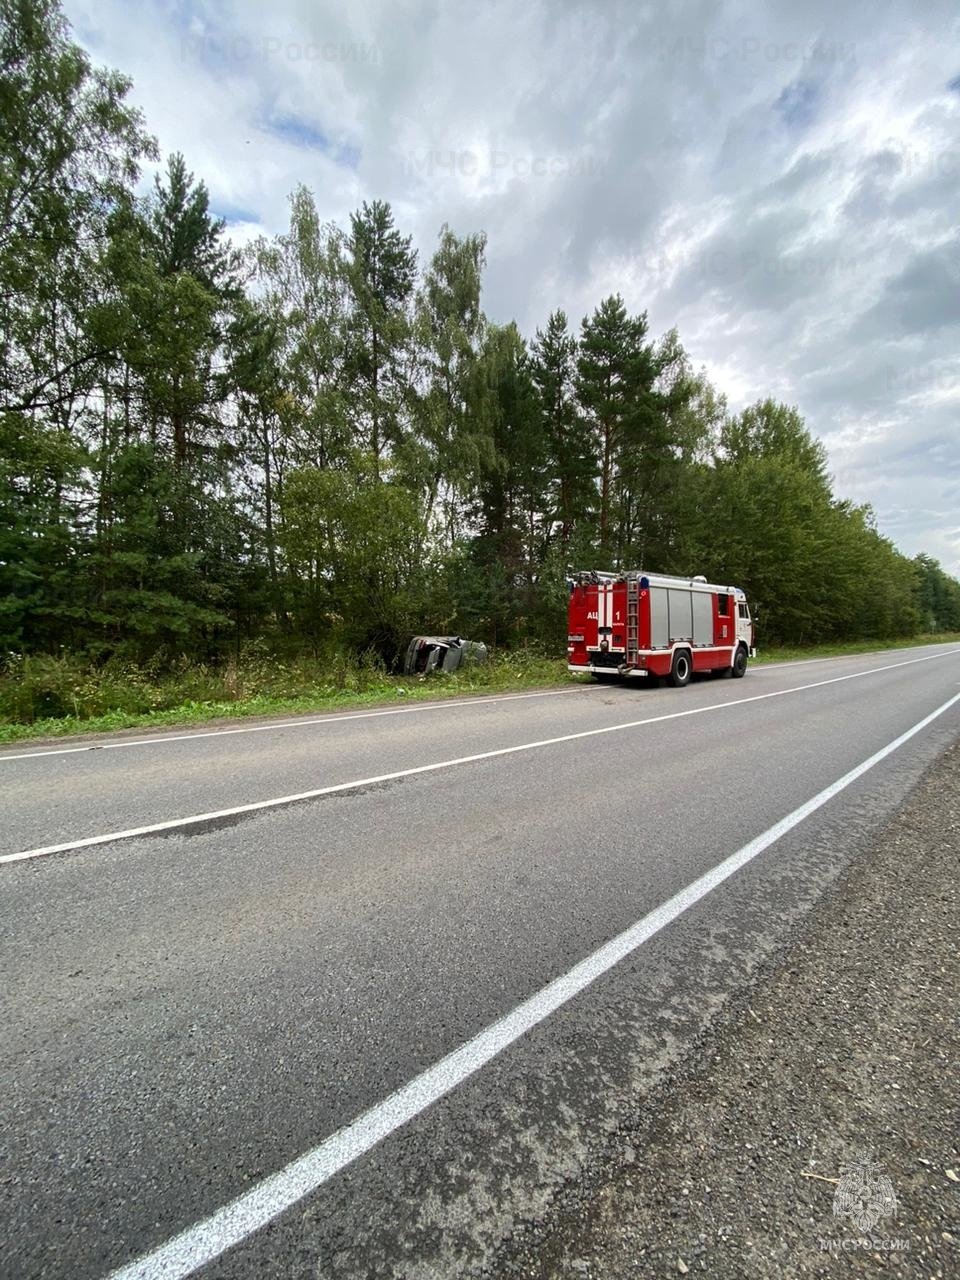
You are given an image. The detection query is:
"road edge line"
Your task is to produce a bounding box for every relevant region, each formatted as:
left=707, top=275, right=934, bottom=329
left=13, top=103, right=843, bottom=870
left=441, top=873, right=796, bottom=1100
left=3, top=648, right=959, bottom=866
left=0, top=687, right=589, bottom=763
left=104, top=689, right=960, bottom=1280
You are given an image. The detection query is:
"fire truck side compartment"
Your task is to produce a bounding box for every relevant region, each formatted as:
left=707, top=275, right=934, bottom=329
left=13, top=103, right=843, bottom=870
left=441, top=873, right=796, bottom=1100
left=650, top=587, right=668, bottom=647
left=692, top=591, right=714, bottom=644
left=667, top=589, right=693, bottom=641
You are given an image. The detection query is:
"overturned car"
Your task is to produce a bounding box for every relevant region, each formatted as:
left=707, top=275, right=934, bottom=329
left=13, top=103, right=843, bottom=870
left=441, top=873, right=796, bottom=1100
left=402, top=635, right=488, bottom=676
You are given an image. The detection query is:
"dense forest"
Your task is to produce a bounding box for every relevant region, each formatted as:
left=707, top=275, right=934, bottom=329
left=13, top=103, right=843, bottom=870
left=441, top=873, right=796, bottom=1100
left=3, top=0, right=959, bottom=688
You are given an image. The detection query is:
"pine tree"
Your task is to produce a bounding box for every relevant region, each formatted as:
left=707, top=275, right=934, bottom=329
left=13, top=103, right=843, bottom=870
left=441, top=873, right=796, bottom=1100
left=414, top=226, right=490, bottom=539
left=530, top=310, right=594, bottom=554
left=470, top=323, right=546, bottom=640
left=575, top=296, right=654, bottom=563
left=0, top=0, right=154, bottom=417
left=0, top=0, right=152, bottom=654
left=252, top=186, right=350, bottom=471
left=344, top=200, right=417, bottom=477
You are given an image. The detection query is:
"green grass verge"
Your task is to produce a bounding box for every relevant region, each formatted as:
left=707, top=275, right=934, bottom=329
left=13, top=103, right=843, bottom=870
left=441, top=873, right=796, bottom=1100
left=1, top=634, right=957, bottom=746
left=0, top=653, right=578, bottom=745
left=751, top=632, right=960, bottom=665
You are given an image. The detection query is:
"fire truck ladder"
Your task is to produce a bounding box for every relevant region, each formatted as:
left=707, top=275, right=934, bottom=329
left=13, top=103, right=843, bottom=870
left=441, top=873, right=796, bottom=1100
left=625, top=576, right=640, bottom=667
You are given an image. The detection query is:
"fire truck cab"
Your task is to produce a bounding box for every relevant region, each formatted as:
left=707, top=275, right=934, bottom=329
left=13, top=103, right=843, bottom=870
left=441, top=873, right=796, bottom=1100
left=566, top=569, right=756, bottom=685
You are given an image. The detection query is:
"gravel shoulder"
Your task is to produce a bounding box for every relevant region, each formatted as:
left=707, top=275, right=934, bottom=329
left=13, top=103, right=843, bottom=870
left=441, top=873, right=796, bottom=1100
left=497, top=742, right=960, bottom=1278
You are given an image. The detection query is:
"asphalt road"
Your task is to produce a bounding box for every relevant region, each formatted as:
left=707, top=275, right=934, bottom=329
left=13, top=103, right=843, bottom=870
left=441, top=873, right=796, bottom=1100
left=2, top=644, right=960, bottom=1279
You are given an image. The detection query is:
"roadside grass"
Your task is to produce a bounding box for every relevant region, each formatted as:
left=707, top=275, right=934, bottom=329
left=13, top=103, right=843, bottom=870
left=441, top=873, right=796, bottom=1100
left=0, top=650, right=577, bottom=744
left=751, top=632, right=960, bottom=665
left=0, top=633, right=957, bottom=746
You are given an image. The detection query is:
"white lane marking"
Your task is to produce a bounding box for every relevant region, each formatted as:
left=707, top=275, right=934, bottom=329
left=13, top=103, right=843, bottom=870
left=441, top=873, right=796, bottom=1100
left=3, top=645, right=955, bottom=764
left=4, top=648, right=958, bottom=867
left=104, top=689, right=960, bottom=1280
left=0, top=687, right=590, bottom=763
left=752, top=647, right=949, bottom=671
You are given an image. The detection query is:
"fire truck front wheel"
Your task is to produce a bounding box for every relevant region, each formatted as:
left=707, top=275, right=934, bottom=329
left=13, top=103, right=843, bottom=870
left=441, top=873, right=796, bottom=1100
left=731, top=644, right=748, bottom=678
left=669, top=649, right=692, bottom=687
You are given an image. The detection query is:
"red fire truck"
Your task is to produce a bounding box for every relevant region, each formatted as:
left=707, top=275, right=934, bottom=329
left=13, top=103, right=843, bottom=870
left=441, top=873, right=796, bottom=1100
left=567, top=569, right=755, bottom=685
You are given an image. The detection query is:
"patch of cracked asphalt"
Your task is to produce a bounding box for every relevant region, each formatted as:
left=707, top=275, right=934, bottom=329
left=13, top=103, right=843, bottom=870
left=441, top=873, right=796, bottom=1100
left=496, top=742, right=960, bottom=1278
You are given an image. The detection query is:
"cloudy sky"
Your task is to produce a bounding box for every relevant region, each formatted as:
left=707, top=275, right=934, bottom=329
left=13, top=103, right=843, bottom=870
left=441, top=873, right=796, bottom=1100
left=64, top=0, right=960, bottom=574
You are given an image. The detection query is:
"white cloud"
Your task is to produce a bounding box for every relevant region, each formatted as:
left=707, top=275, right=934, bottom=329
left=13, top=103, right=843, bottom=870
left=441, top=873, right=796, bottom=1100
left=64, top=0, right=960, bottom=573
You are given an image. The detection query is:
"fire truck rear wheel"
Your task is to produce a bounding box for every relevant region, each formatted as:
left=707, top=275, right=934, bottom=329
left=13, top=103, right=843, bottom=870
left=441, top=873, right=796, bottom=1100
left=669, top=650, right=692, bottom=687
left=732, top=644, right=748, bottom=678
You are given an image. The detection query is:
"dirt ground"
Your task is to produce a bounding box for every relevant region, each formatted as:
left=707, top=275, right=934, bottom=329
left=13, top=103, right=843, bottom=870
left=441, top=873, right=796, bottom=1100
left=498, top=743, right=960, bottom=1278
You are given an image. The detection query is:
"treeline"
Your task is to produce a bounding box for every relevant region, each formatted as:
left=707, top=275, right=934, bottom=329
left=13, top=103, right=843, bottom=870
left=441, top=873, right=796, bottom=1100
left=3, top=0, right=959, bottom=672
